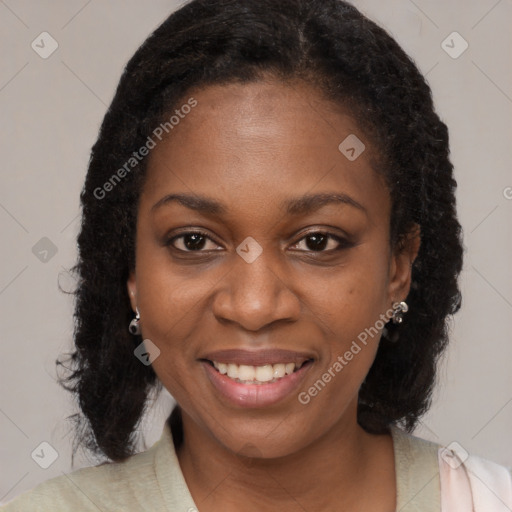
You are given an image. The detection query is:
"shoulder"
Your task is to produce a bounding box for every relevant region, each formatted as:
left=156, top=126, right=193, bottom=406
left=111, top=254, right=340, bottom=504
left=439, top=443, right=512, bottom=510
left=0, top=442, right=160, bottom=511
left=390, top=424, right=442, bottom=475
left=391, top=424, right=512, bottom=480
left=391, top=426, right=512, bottom=510
left=390, top=426, right=442, bottom=510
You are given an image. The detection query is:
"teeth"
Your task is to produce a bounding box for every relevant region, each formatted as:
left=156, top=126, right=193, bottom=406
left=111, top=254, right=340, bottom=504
left=227, top=364, right=238, bottom=379
left=255, top=365, right=274, bottom=382
left=238, top=364, right=256, bottom=381
left=273, top=364, right=286, bottom=379
left=211, top=361, right=301, bottom=383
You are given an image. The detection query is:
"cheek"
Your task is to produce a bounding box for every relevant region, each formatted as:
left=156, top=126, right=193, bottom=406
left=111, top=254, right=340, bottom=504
left=133, top=245, right=208, bottom=381
left=297, top=245, right=390, bottom=398
left=133, top=225, right=391, bottom=409
left=135, top=229, right=391, bottom=346
left=134, top=254, right=207, bottom=409
left=303, top=246, right=390, bottom=339
left=135, top=238, right=215, bottom=334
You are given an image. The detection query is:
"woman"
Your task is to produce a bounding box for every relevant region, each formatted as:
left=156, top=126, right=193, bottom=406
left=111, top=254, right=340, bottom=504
left=2, top=0, right=510, bottom=510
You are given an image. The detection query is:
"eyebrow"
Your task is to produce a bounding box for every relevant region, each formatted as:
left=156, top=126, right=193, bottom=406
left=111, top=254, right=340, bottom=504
left=150, top=192, right=367, bottom=216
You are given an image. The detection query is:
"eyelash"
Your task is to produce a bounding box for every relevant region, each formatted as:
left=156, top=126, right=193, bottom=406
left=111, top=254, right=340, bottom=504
left=165, top=230, right=352, bottom=254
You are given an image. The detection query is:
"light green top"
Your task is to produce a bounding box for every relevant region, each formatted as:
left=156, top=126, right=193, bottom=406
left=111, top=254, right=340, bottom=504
left=1, top=417, right=441, bottom=511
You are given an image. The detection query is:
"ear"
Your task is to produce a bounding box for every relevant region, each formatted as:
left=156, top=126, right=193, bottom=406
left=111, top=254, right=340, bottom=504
left=387, top=223, right=421, bottom=304
left=127, top=270, right=137, bottom=312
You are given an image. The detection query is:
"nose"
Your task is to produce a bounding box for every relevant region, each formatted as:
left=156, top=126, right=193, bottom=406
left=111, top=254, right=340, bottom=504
left=212, top=250, right=301, bottom=332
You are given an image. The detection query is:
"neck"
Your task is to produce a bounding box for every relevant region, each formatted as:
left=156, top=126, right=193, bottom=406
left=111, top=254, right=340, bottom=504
left=174, top=402, right=396, bottom=512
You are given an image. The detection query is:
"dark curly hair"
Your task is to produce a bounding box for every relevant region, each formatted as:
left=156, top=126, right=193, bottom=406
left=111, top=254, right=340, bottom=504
left=57, top=0, right=464, bottom=464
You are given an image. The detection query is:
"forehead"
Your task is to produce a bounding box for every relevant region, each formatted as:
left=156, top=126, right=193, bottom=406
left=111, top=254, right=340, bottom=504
left=141, top=79, right=389, bottom=222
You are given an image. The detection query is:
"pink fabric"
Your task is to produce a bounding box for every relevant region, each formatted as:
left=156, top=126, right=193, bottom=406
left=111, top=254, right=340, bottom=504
left=438, top=446, right=512, bottom=511
left=438, top=447, right=474, bottom=511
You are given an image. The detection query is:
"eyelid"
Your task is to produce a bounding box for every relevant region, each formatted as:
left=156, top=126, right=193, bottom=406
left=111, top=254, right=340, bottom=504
left=166, top=229, right=222, bottom=250
left=165, top=228, right=352, bottom=253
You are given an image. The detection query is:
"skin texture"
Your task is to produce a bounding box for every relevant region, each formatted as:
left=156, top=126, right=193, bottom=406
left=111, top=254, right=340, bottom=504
left=127, top=79, right=420, bottom=511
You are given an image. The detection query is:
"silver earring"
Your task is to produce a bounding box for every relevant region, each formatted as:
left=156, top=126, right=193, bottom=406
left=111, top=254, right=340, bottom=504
left=391, top=301, right=408, bottom=324
left=129, top=307, right=141, bottom=335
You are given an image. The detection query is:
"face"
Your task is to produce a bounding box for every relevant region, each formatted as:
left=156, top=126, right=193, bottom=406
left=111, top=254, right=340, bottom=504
left=127, top=79, right=418, bottom=458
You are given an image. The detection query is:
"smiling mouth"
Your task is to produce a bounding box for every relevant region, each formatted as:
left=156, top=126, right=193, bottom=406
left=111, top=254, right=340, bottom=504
left=203, top=359, right=313, bottom=385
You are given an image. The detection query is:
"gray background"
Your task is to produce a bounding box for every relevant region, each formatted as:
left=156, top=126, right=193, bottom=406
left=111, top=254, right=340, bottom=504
left=1, top=0, right=511, bottom=504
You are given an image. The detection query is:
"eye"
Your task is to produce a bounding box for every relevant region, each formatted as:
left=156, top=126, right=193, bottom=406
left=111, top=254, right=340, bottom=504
left=166, top=230, right=351, bottom=253
left=290, top=231, right=351, bottom=252
left=166, top=230, right=221, bottom=252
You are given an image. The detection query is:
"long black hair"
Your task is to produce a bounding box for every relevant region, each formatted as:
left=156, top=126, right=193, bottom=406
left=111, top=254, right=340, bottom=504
left=57, top=0, right=464, bottom=463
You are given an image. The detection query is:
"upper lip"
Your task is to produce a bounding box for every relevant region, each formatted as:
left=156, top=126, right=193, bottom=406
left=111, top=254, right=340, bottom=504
left=200, top=348, right=315, bottom=367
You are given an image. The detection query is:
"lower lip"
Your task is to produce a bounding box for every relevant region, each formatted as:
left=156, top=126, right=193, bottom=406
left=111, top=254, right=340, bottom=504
left=202, top=361, right=313, bottom=408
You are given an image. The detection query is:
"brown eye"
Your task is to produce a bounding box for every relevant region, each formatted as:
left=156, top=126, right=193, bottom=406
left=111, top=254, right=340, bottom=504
left=166, top=231, right=220, bottom=252
left=165, top=230, right=352, bottom=254
left=291, top=232, right=351, bottom=252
